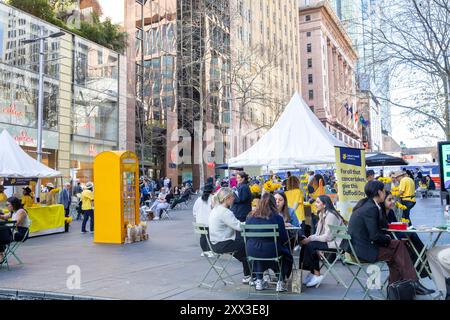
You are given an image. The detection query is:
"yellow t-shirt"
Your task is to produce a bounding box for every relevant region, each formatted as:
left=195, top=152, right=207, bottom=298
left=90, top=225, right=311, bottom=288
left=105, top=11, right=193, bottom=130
left=285, top=188, right=305, bottom=221
left=0, top=192, right=7, bottom=202
left=399, top=177, right=416, bottom=202
left=81, top=190, right=94, bottom=210
left=22, top=195, right=34, bottom=208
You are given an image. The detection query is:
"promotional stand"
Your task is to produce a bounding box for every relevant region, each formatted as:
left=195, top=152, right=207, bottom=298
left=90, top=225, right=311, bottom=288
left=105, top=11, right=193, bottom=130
left=94, top=151, right=141, bottom=244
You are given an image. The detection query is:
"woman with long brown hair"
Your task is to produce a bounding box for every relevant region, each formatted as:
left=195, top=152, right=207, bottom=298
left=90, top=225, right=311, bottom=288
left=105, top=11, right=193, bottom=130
left=245, top=193, right=293, bottom=292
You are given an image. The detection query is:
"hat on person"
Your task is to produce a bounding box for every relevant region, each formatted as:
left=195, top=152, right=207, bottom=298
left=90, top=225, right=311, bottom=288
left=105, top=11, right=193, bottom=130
left=392, top=171, right=407, bottom=179
left=23, top=186, right=32, bottom=193
left=85, top=182, right=94, bottom=189
left=46, top=182, right=54, bottom=189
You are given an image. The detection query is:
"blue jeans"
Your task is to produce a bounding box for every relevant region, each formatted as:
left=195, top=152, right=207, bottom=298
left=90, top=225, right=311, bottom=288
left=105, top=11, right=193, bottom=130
left=81, top=209, right=94, bottom=232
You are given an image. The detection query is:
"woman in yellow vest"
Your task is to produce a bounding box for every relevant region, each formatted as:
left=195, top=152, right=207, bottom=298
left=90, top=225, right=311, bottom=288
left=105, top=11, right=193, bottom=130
left=285, top=176, right=305, bottom=222
left=0, top=185, right=7, bottom=203
left=21, top=186, right=34, bottom=208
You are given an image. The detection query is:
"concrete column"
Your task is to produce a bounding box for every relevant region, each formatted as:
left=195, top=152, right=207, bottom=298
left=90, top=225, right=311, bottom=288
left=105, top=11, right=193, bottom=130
left=57, top=33, right=73, bottom=181
left=327, top=43, right=335, bottom=118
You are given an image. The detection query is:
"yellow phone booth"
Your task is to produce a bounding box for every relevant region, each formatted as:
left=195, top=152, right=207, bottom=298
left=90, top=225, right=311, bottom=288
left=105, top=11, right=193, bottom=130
left=94, top=151, right=140, bottom=244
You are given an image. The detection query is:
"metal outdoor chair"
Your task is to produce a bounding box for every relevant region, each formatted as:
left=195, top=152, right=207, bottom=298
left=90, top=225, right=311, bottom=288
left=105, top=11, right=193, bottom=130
left=192, top=222, right=236, bottom=290
left=328, top=225, right=387, bottom=300
left=0, top=221, right=27, bottom=270
left=241, top=224, right=284, bottom=299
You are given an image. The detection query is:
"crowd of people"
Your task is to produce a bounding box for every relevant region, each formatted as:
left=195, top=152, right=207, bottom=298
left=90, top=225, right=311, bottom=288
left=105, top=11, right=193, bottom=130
left=192, top=169, right=449, bottom=298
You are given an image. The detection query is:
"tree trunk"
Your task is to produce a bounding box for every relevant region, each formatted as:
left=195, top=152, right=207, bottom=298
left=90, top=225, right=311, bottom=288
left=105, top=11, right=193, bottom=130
left=445, top=74, right=450, bottom=141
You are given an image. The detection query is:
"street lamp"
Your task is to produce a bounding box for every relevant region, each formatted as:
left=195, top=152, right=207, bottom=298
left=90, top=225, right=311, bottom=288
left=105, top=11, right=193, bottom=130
left=21, top=27, right=65, bottom=202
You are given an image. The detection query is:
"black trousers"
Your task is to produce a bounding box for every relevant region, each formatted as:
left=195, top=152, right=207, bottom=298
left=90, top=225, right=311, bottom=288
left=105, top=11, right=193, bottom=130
left=400, top=200, right=416, bottom=226
left=81, top=209, right=94, bottom=232
left=212, top=238, right=250, bottom=276
left=299, top=241, right=329, bottom=273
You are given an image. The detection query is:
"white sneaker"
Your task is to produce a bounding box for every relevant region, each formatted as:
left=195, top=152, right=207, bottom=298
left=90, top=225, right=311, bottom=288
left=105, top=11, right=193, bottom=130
left=276, top=280, right=288, bottom=292
left=242, top=275, right=255, bottom=284
left=255, top=279, right=269, bottom=291
left=153, top=216, right=160, bottom=220
left=294, top=245, right=300, bottom=252
left=303, top=273, right=314, bottom=285
left=306, top=275, right=323, bottom=287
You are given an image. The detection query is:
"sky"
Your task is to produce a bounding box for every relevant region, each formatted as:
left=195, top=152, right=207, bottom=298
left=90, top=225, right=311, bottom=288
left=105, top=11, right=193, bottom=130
left=97, top=0, right=124, bottom=24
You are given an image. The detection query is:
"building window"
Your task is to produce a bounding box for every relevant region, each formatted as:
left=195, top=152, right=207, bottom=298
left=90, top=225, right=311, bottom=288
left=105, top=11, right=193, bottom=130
left=308, top=90, right=314, bottom=100
left=305, top=15, right=311, bottom=21
left=308, top=74, right=313, bottom=84
left=307, top=58, right=313, bottom=68
left=307, top=31, right=311, bottom=37
left=307, top=43, right=312, bottom=53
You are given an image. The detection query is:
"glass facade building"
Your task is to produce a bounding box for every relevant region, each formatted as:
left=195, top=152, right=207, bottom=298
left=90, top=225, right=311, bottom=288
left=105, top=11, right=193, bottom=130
left=0, top=2, right=125, bottom=183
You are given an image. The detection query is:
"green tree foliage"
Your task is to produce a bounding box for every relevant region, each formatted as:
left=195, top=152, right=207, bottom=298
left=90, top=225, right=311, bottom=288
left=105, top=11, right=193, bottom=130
left=6, top=0, right=127, bottom=54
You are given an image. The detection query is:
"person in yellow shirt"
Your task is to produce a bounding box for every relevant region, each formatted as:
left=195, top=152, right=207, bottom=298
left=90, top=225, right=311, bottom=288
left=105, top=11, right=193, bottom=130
left=394, top=171, right=416, bottom=226
left=21, top=186, right=34, bottom=208
left=0, top=185, right=7, bottom=203
left=41, top=183, right=60, bottom=205
left=81, top=182, right=94, bottom=234
left=285, top=176, right=305, bottom=222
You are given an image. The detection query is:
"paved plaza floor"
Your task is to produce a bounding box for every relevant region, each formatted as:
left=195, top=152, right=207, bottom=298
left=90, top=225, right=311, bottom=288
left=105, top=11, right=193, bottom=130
left=0, top=196, right=448, bottom=300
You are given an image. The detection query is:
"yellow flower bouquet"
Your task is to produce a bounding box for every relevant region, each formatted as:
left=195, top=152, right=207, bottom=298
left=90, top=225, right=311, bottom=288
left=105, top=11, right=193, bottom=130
left=400, top=218, right=410, bottom=224
left=263, top=181, right=281, bottom=192
left=378, top=177, right=392, bottom=184
left=395, top=202, right=407, bottom=210
left=250, top=184, right=261, bottom=194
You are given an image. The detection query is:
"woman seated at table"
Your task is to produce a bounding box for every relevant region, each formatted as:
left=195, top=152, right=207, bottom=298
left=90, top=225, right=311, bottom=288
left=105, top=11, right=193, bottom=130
left=246, top=193, right=293, bottom=292
left=300, top=195, right=345, bottom=288
left=274, top=191, right=299, bottom=250
left=344, top=180, right=433, bottom=294
left=208, top=188, right=251, bottom=284
left=21, top=187, right=34, bottom=208
left=380, top=191, right=428, bottom=278
left=0, top=197, right=31, bottom=261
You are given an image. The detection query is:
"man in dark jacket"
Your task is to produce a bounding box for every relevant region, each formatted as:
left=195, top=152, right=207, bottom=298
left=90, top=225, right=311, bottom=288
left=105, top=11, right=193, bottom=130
left=231, top=172, right=252, bottom=222
left=343, top=180, right=434, bottom=294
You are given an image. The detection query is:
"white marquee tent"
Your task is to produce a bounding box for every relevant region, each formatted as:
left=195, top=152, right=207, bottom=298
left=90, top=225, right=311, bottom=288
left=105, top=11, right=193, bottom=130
left=0, top=129, right=62, bottom=178
left=228, top=92, right=346, bottom=168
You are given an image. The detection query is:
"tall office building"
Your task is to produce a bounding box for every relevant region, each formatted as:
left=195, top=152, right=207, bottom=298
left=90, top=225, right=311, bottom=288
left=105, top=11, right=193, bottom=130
left=127, top=0, right=301, bottom=187
left=230, top=0, right=301, bottom=157
left=0, top=2, right=127, bottom=182
left=298, top=1, right=362, bottom=147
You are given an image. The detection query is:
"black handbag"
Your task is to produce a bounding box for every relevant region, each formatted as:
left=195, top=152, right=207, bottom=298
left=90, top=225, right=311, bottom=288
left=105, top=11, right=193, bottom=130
left=387, top=280, right=416, bottom=300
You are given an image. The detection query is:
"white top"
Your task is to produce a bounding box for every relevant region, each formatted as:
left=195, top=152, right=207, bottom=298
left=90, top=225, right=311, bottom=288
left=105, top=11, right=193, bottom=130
left=12, top=209, right=31, bottom=228
left=193, top=196, right=212, bottom=226
left=309, top=209, right=343, bottom=248
left=208, top=204, right=242, bottom=244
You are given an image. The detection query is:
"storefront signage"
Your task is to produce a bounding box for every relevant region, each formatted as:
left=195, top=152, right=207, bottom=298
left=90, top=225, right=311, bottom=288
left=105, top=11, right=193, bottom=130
left=0, top=124, right=59, bottom=150
left=2, top=102, right=24, bottom=117
left=15, top=130, right=35, bottom=144
left=335, top=146, right=366, bottom=220
left=438, top=142, right=450, bottom=191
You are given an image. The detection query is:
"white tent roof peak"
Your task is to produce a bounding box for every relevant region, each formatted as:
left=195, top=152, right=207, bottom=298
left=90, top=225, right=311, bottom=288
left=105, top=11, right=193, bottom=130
left=0, top=129, right=62, bottom=178
left=228, top=92, right=346, bottom=167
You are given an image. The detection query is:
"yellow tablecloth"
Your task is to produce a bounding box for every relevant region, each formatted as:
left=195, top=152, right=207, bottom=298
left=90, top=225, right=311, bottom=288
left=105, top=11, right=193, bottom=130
left=27, top=204, right=65, bottom=237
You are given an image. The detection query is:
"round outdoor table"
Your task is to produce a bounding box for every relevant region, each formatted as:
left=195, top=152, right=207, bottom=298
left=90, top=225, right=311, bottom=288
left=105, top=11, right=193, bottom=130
left=385, top=227, right=448, bottom=299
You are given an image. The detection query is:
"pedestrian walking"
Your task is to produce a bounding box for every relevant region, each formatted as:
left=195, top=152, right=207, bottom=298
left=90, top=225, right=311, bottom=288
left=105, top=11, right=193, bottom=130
left=81, top=182, right=94, bottom=234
